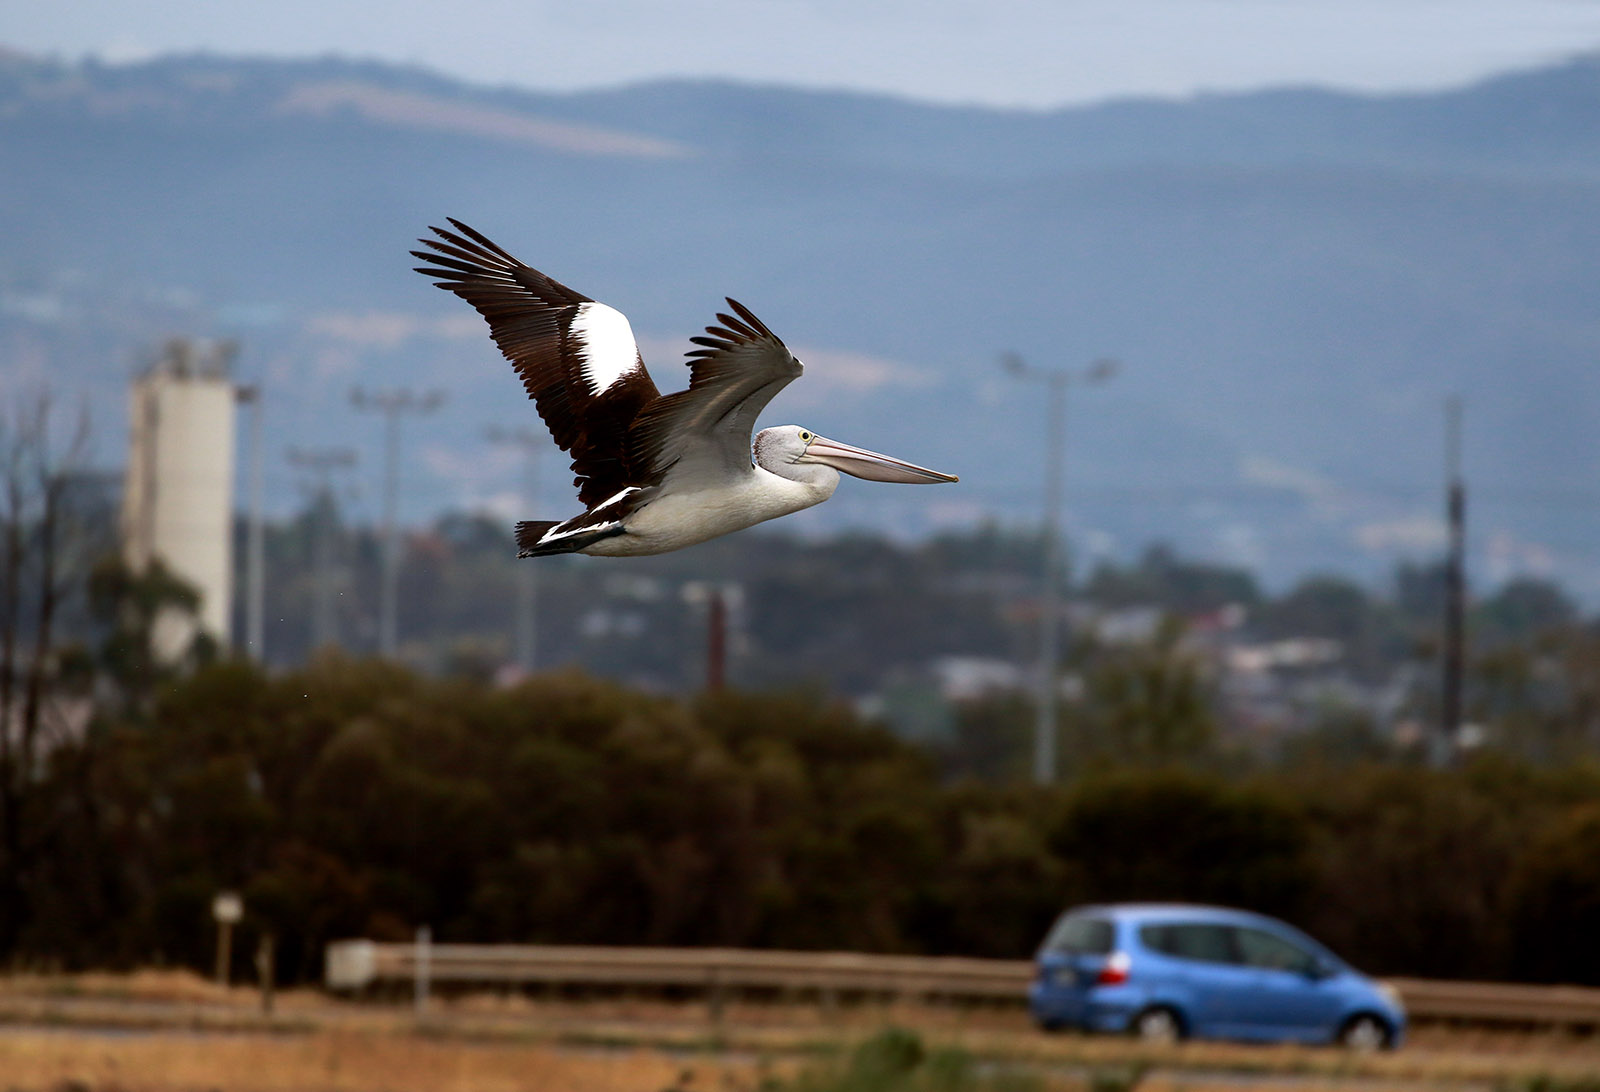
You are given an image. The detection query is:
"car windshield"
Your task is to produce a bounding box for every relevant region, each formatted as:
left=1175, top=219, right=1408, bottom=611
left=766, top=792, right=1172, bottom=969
left=1042, top=913, right=1114, bottom=954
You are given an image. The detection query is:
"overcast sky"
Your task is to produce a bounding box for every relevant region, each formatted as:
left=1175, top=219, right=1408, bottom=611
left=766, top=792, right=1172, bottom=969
left=6, top=0, right=1600, bottom=108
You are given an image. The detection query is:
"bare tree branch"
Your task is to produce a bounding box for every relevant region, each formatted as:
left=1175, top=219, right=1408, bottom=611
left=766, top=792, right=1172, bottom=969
left=0, top=389, right=95, bottom=951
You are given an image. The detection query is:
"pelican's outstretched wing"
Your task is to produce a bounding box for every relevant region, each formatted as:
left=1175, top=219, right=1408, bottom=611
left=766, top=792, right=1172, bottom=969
left=628, top=298, right=803, bottom=486
left=412, top=219, right=660, bottom=508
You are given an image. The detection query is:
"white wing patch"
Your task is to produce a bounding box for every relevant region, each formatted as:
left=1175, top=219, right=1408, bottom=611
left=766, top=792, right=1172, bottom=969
left=536, top=519, right=622, bottom=545
left=570, top=302, right=641, bottom=394
left=593, top=485, right=643, bottom=512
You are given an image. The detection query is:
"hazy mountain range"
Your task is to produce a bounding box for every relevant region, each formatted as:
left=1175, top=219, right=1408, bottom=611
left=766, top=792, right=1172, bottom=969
left=3, top=46, right=1599, bottom=595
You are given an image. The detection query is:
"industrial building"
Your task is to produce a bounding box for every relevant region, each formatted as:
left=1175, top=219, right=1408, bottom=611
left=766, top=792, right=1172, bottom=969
left=121, top=339, right=237, bottom=661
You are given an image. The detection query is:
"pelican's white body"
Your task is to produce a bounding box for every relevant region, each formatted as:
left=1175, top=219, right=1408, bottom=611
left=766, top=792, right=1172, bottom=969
left=584, top=465, right=838, bottom=556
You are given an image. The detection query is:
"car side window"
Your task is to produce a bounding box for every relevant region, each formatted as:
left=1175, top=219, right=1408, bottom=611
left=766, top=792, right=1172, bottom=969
left=1234, top=927, right=1317, bottom=974
left=1139, top=923, right=1238, bottom=963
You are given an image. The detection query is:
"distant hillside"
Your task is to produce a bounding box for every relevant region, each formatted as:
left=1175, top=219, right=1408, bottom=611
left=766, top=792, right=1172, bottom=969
left=3, top=48, right=1599, bottom=595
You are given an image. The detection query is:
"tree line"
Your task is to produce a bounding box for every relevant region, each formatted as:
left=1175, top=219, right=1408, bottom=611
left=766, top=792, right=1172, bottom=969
left=8, top=657, right=1600, bottom=986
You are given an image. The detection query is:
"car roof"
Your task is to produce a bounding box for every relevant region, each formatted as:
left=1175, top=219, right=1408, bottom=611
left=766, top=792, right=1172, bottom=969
left=1052, top=903, right=1345, bottom=964
left=1065, top=902, right=1288, bottom=928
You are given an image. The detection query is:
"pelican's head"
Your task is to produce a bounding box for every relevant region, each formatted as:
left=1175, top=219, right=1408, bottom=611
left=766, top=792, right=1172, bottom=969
left=754, top=425, right=958, bottom=484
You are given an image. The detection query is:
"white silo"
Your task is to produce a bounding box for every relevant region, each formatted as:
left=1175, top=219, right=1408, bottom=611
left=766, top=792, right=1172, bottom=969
left=121, top=340, right=237, bottom=661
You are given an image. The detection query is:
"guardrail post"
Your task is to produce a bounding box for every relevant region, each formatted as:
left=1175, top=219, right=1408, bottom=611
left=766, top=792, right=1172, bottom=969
left=415, top=926, right=431, bottom=1015
left=256, top=933, right=275, bottom=1015
left=820, top=985, right=838, bottom=1016
left=707, top=962, right=726, bottom=1033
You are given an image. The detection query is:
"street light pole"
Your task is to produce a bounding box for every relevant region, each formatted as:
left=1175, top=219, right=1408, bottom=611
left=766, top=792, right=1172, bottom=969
left=351, top=388, right=444, bottom=658
left=1003, top=353, right=1118, bottom=785
left=1038, top=370, right=1066, bottom=787
left=287, top=447, right=357, bottom=653
left=486, top=425, right=545, bottom=674
left=1438, top=395, right=1466, bottom=767
left=234, top=384, right=265, bottom=661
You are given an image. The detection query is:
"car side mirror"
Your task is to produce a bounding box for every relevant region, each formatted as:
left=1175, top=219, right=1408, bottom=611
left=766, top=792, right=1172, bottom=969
left=1308, top=956, right=1340, bottom=980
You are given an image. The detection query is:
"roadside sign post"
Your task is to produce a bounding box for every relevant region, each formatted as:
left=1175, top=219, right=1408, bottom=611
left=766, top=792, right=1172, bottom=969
left=212, top=891, right=243, bottom=987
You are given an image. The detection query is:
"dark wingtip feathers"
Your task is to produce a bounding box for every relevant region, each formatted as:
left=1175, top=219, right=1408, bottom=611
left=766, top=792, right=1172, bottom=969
left=713, top=314, right=755, bottom=340
left=445, top=218, right=519, bottom=262
left=413, top=220, right=513, bottom=268
left=724, top=298, right=775, bottom=339
left=413, top=269, right=465, bottom=289
left=687, top=299, right=785, bottom=360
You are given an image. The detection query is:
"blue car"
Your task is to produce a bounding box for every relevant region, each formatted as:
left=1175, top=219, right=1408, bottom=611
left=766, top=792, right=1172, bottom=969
left=1028, top=903, right=1405, bottom=1049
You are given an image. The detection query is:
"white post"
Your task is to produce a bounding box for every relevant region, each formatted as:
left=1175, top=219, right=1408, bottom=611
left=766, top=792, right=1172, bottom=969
left=414, top=925, right=431, bottom=1015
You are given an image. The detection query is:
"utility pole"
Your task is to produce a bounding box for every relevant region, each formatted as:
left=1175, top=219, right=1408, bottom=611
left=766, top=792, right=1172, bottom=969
left=1439, top=395, right=1466, bottom=767
left=486, top=425, right=546, bottom=674
left=288, top=447, right=356, bottom=653
left=707, top=588, right=727, bottom=692
left=683, top=581, right=739, bottom=691
left=1003, top=353, right=1118, bottom=785
left=351, top=388, right=444, bottom=658
left=235, top=384, right=265, bottom=661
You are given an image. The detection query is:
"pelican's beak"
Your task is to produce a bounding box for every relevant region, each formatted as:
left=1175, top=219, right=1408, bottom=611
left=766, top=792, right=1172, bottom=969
left=804, top=435, right=959, bottom=484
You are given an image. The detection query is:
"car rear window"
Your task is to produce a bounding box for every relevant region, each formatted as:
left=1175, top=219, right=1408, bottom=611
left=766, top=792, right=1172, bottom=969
left=1139, top=922, right=1238, bottom=964
left=1043, top=913, right=1114, bottom=954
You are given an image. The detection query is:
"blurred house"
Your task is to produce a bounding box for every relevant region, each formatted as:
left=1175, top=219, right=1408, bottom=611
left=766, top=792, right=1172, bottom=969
left=931, top=656, right=1025, bottom=702
left=121, top=339, right=237, bottom=659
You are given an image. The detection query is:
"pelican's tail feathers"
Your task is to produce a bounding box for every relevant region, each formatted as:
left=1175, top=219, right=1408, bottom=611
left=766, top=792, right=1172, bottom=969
left=516, top=518, right=625, bottom=557
left=516, top=520, right=566, bottom=556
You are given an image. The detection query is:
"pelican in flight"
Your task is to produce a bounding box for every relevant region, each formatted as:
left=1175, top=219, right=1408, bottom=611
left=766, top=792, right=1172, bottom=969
left=413, top=220, right=957, bottom=557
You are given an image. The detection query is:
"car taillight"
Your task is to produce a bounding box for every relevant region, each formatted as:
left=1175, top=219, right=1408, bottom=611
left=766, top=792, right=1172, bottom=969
left=1096, top=951, right=1131, bottom=985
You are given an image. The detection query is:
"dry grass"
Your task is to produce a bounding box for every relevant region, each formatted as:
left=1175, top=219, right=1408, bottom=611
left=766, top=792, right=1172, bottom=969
left=0, top=1028, right=755, bottom=1092
left=0, top=969, right=235, bottom=1004
left=4, top=971, right=1600, bottom=1091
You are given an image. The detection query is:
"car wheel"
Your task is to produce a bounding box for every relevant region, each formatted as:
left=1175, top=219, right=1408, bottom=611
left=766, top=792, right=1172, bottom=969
left=1338, top=1014, right=1390, bottom=1052
left=1131, top=1006, right=1183, bottom=1044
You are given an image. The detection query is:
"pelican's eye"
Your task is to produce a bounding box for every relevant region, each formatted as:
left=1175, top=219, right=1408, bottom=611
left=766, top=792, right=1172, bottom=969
left=799, top=431, right=813, bottom=443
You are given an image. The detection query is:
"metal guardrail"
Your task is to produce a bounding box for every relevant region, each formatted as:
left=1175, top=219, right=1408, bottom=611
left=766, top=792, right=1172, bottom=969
left=1384, top=976, right=1600, bottom=1028
left=325, top=939, right=1600, bottom=1029
left=327, top=940, right=1028, bottom=1001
